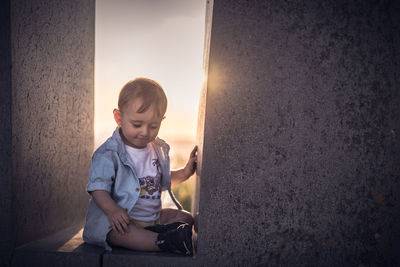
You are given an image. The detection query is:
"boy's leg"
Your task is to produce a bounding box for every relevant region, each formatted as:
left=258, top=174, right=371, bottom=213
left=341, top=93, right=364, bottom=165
left=107, top=222, right=160, bottom=251
left=159, top=208, right=194, bottom=226
left=157, top=208, right=195, bottom=255
left=108, top=220, right=193, bottom=255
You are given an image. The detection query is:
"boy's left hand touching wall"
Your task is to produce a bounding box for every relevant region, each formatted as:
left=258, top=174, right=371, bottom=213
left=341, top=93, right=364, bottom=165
left=183, top=145, right=198, bottom=178
left=170, top=146, right=198, bottom=186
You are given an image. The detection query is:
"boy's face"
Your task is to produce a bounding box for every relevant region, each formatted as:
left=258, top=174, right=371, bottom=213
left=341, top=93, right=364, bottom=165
left=113, top=98, right=163, bottom=149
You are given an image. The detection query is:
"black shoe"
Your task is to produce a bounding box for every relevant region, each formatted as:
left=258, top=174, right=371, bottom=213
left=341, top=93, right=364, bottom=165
left=156, top=223, right=193, bottom=255
left=144, top=221, right=185, bottom=233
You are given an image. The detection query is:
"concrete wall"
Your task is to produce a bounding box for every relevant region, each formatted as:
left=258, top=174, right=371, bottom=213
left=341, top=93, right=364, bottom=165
left=0, top=1, right=13, bottom=266
left=8, top=0, right=94, bottom=248
left=192, top=0, right=214, bottom=226
left=196, top=0, right=400, bottom=265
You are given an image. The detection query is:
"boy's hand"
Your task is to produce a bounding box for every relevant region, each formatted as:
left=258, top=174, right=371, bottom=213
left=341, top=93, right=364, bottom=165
left=183, top=146, right=198, bottom=178
left=170, top=146, right=198, bottom=185
left=107, top=206, right=131, bottom=235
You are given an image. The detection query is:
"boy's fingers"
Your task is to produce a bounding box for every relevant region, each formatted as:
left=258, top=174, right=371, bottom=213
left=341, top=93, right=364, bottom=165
left=117, top=217, right=129, bottom=234
left=122, top=215, right=130, bottom=225
left=113, top=223, right=123, bottom=235
left=114, top=222, right=120, bottom=233
left=120, top=217, right=129, bottom=233
left=115, top=221, right=124, bottom=234
left=190, top=146, right=198, bottom=157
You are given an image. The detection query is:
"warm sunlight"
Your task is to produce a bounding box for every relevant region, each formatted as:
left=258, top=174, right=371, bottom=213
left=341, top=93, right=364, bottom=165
left=95, top=0, right=206, bottom=210
left=95, top=0, right=206, bottom=149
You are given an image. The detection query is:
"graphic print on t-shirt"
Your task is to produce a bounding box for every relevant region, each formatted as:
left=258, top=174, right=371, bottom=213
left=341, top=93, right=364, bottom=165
left=138, top=158, right=162, bottom=199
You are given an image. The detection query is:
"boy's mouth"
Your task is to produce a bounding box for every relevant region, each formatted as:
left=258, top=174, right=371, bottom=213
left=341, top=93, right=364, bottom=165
left=134, top=138, right=151, bottom=146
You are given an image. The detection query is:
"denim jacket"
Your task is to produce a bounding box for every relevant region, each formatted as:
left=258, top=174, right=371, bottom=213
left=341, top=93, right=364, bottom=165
left=83, top=128, right=182, bottom=251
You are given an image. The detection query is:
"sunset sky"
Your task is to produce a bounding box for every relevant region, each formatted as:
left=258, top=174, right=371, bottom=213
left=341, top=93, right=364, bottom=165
left=95, top=0, right=206, bottom=149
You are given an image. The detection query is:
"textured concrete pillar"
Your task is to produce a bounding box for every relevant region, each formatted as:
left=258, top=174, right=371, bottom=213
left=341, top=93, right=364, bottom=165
left=196, top=0, right=400, bottom=265
left=0, top=1, right=13, bottom=266
left=1, top=0, right=94, bottom=263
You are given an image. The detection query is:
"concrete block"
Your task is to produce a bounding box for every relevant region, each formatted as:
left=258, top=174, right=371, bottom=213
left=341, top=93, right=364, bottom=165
left=10, top=0, right=95, bottom=246
left=195, top=0, right=400, bottom=265
left=103, top=249, right=196, bottom=267
left=0, top=1, right=12, bottom=266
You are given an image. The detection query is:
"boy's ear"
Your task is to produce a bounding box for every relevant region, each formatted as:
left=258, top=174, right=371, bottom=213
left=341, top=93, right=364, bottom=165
left=113, top=109, right=121, bottom=126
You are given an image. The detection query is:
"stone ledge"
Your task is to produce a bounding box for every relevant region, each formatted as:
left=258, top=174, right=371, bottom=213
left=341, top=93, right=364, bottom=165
left=104, top=249, right=197, bottom=267
left=11, top=224, right=197, bottom=267
left=11, top=224, right=102, bottom=267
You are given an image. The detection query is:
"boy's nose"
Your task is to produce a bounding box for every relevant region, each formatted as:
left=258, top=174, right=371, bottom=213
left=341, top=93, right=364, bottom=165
left=140, top=127, right=149, bottom=137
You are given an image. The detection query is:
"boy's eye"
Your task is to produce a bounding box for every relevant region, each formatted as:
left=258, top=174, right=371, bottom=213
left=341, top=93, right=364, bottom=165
left=132, top=124, right=142, bottom=128
left=150, top=125, right=159, bottom=130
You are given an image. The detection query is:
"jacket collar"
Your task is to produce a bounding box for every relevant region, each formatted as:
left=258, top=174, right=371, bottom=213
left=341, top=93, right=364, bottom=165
left=110, top=127, right=165, bottom=168
left=110, top=127, right=130, bottom=166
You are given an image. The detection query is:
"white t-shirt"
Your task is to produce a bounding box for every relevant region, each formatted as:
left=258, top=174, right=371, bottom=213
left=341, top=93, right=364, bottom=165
left=125, top=143, right=162, bottom=222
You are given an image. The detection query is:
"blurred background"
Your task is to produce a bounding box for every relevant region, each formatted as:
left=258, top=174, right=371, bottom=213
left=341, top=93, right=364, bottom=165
left=95, top=0, right=206, bottom=211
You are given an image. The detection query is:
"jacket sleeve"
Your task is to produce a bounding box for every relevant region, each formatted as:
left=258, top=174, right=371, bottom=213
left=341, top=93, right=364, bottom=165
left=86, top=151, right=116, bottom=193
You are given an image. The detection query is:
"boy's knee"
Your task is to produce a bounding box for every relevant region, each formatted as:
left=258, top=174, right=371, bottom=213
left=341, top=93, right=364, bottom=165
left=160, top=208, right=194, bottom=225
left=179, top=210, right=194, bottom=226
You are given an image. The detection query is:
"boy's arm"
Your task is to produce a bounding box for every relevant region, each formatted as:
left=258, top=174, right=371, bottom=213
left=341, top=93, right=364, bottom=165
left=170, top=146, right=197, bottom=186
left=91, top=190, right=130, bottom=234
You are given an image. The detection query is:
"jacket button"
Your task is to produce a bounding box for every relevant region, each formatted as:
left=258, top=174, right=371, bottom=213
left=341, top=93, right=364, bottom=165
left=136, top=187, right=140, bottom=192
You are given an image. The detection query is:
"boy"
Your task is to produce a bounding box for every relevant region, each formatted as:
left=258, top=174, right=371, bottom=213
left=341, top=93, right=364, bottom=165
left=83, top=78, right=197, bottom=255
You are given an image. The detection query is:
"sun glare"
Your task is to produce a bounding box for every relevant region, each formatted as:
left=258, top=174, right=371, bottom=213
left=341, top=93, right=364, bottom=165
left=94, top=1, right=206, bottom=210
left=95, top=1, right=206, bottom=150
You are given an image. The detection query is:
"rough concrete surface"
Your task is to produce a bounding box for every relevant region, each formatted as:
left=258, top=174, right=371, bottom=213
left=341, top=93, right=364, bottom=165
left=196, top=0, right=400, bottom=266
left=3, top=0, right=400, bottom=266
left=0, top=1, right=13, bottom=266
left=12, top=225, right=103, bottom=267
left=10, top=0, right=95, bottom=247
left=192, top=0, right=214, bottom=224
left=12, top=225, right=196, bottom=267
left=103, top=250, right=196, bottom=267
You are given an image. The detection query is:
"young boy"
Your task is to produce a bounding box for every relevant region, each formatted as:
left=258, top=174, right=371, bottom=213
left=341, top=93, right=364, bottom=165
left=83, top=78, right=197, bottom=255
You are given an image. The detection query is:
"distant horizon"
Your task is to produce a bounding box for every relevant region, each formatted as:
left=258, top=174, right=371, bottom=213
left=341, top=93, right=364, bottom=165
left=95, top=0, right=206, bottom=150
left=94, top=126, right=197, bottom=150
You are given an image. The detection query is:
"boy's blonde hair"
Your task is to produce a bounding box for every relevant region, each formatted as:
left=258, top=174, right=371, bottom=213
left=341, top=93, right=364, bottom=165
left=118, top=78, right=167, bottom=117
